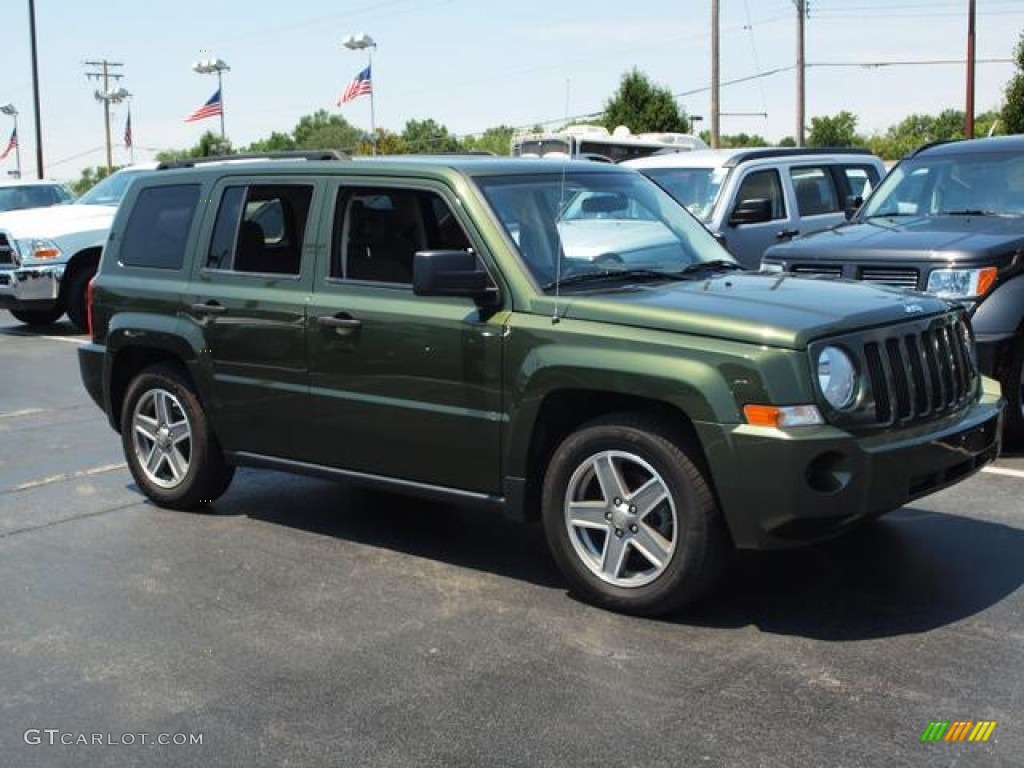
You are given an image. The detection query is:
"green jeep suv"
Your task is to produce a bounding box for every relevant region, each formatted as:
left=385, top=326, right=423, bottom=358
left=78, top=153, right=1003, bottom=615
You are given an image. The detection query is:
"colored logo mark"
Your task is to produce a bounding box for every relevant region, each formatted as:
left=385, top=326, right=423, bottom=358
left=921, top=721, right=997, bottom=742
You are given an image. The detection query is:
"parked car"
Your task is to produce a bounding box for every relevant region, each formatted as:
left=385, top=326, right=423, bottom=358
left=761, top=135, right=1024, bottom=444
left=0, top=179, right=75, bottom=212
left=624, top=148, right=886, bottom=269
left=78, top=153, right=1001, bottom=616
left=0, top=163, right=156, bottom=329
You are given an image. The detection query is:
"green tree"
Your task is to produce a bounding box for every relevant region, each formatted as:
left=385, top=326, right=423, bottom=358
left=157, top=131, right=233, bottom=162
left=292, top=110, right=363, bottom=151
left=70, top=165, right=117, bottom=196
left=401, top=119, right=460, bottom=153
left=806, top=111, right=863, bottom=147
left=461, top=125, right=515, bottom=155
left=778, top=136, right=797, bottom=147
left=1003, top=32, right=1024, bottom=134
left=246, top=131, right=297, bottom=153
left=602, top=70, right=689, bottom=134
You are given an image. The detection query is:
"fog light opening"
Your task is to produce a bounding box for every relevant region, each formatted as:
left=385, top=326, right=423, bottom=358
left=806, top=451, right=852, bottom=494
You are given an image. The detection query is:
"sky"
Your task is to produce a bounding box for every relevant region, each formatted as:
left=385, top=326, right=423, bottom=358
left=2, top=0, right=1023, bottom=183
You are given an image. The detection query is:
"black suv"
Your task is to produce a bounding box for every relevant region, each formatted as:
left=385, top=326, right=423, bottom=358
left=762, top=135, right=1024, bottom=443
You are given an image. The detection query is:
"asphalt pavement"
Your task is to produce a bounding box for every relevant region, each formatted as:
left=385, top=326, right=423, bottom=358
left=1, top=318, right=1022, bottom=767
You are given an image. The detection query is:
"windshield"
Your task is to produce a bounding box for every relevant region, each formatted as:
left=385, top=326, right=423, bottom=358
left=861, top=149, right=1024, bottom=218
left=476, top=169, right=733, bottom=291
left=513, top=138, right=573, bottom=159
left=0, top=184, right=72, bottom=211
left=633, top=166, right=729, bottom=223
left=77, top=169, right=144, bottom=206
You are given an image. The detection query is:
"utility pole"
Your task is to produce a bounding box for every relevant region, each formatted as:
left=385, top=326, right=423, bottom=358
left=794, top=0, right=806, bottom=146
left=84, top=59, right=126, bottom=173
left=711, top=0, right=720, bottom=148
left=965, top=0, right=976, bottom=138
left=28, top=0, right=44, bottom=178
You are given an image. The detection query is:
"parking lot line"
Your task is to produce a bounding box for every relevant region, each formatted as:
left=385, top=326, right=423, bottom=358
left=982, top=466, right=1024, bottom=480
left=0, top=408, right=47, bottom=420
left=2, top=330, right=86, bottom=344
left=8, top=462, right=127, bottom=493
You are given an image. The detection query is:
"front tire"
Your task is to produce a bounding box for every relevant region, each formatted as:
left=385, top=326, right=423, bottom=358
left=64, top=263, right=96, bottom=332
left=542, top=414, right=730, bottom=616
left=10, top=305, right=65, bottom=326
left=1001, top=334, right=1024, bottom=447
left=121, top=364, right=235, bottom=509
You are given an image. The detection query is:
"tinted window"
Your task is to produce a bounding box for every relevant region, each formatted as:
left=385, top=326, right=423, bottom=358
left=206, top=184, right=313, bottom=275
left=840, top=165, right=879, bottom=199
left=120, top=185, right=200, bottom=270
left=735, top=170, right=786, bottom=219
left=332, top=188, right=472, bottom=284
left=790, top=166, right=840, bottom=216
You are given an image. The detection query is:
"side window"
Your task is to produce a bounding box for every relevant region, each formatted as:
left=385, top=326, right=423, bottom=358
left=205, top=184, right=312, bottom=275
left=840, top=165, right=880, bottom=199
left=120, top=184, right=200, bottom=270
left=331, top=188, right=473, bottom=284
left=790, top=166, right=841, bottom=216
left=734, top=169, right=786, bottom=220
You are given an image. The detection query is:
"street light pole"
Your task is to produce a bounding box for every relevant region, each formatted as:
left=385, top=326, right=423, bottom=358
left=192, top=58, right=230, bottom=139
left=27, top=0, right=44, bottom=178
left=0, top=105, right=21, bottom=178
left=342, top=33, right=377, bottom=155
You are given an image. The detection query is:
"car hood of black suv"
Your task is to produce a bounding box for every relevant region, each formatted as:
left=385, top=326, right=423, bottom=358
left=763, top=213, right=1024, bottom=264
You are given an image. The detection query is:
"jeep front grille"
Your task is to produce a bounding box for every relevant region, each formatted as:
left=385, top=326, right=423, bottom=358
left=858, top=266, right=919, bottom=289
left=862, top=316, right=974, bottom=425
left=0, top=233, right=14, bottom=266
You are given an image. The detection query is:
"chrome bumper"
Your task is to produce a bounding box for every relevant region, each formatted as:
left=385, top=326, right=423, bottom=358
left=0, top=264, right=64, bottom=307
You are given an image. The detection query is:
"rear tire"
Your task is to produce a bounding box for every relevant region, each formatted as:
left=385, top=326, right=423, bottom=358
left=10, top=306, right=65, bottom=326
left=64, top=263, right=96, bottom=332
left=121, top=364, right=235, bottom=509
left=541, top=413, right=730, bottom=616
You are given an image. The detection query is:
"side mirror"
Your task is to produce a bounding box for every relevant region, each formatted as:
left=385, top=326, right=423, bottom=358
left=413, top=250, right=498, bottom=305
left=728, top=197, right=773, bottom=226
left=844, top=195, right=864, bottom=221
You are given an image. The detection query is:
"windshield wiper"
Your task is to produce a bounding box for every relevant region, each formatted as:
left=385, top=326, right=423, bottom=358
left=677, top=259, right=743, bottom=276
left=543, top=268, right=682, bottom=291
left=938, top=209, right=995, bottom=216
left=865, top=211, right=917, bottom=218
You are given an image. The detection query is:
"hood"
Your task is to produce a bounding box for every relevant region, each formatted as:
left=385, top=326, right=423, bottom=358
left=0, top=203, right=118, bottom=240
left=542, top=271, right=949, bottom=349
left=764, top=214, right=1024, bottom=263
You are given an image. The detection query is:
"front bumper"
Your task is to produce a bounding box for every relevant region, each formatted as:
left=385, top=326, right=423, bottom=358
left=699, top=381, right=1003, bottom=549
left=0, top=264, right=64, bottom=310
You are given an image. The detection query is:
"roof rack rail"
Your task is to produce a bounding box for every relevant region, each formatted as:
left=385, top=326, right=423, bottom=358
left=156, top=149, right=349, bottom=170
left=722, top=146, right=874, bottom=168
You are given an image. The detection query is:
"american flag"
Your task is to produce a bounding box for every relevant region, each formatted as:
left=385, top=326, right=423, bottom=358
left=0, top=127, right=16, bottom=161
left=185, top=89, right=223, bottom=123
left=337, top=66, right=372, bottom=105
left=124, top=110, right=132, bottom=148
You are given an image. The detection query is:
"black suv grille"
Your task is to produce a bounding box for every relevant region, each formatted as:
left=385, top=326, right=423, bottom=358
left=813, top=312, right=978, bottom=429
left=858, top=266, right=919, bottom=289
left=0, top=233, right=14, bottom=266
left=792, top=265, right=843, bottom=279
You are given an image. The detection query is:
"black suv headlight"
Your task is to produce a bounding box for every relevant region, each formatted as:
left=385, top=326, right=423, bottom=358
left=817, top=345, right=857, bottom=409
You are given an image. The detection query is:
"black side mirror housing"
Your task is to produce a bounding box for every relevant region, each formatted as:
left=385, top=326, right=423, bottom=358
left=413, top=250, right=498, bottom=306
left=844, top=195, right=864, bottom=221
left=728, top=198, right=773, bottom=226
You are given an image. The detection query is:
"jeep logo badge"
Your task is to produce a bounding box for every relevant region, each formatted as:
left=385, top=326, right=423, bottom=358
left=904, top=303, right=924, bottom=314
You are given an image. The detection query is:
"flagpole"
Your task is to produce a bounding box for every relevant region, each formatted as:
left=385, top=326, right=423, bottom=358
left=368, top=47, right=376, bottom=156
left=12, top=118, right=20, bottom=179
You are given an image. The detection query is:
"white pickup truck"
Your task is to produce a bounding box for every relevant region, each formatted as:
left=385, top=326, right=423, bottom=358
left=0, top=164, right=155, bottom=330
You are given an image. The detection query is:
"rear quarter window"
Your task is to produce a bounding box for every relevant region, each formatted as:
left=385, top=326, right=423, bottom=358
left=120, top=185, right=200, bottom=270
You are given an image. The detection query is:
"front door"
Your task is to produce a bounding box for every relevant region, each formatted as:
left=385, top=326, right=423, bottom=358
left=303, top=182, right=505, bottom=494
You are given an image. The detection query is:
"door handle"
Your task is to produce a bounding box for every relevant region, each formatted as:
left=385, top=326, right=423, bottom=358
left=190, top=302, right=227, bottom=316
left=317, top=314, right=362, bottom=329
left=776, top=229, right=800, bottom=240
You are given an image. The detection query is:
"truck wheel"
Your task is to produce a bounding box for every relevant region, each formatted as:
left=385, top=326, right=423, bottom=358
left=121, top=364, right=235, bottom=510
left=1001, top=335, right=1024, bottom=447
left=10, top=306, right=65, bottom=326
left=64, top=264, right=96, bottom=332
left=541, top=414, right=730, bottom=616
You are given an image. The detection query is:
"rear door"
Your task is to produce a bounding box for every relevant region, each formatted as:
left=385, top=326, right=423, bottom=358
left=185, top=176, right=320, bottom=459
left=302, top=179, right=505, bottom=494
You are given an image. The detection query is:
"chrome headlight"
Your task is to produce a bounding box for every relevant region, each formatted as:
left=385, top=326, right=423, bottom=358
left=925, top=267, right=996, bottom=298
left=16, top=238, right=64, bottom=262
left=817, top=346, right=857, bottom=410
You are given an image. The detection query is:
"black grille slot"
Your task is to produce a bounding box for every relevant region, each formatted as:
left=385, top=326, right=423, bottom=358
left=792, top=265, right=843, bottom=279
left=0, top=233, right=14, bottom=266
left=853, top=315, right=976, bottom=427
left=858, top=267, right=919, bottom=288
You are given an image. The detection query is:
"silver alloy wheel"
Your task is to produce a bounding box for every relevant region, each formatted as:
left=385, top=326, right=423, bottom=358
left=131, top=388, right=193, bottom=490
left=563, top=449, right=678, bottom=588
